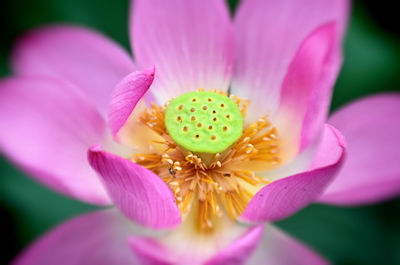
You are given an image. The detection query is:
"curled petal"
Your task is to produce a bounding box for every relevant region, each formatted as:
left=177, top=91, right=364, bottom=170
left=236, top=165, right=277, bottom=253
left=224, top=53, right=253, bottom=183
left=12, top=25, right=136, bottom=115
left=88, top=145, right=181, bottom=229
left=0, top=77, right=110, bottom=204
left=319, top=94, right=400, bottom=205
left=232, top=0, right=349, bottom=122
left=276, top=22, right=342, bottom=157
left=241, top=124, right=346, bottom=223
left=108, top=67, right=155, bottom=137
left=130, top=0, right=234, bottom=103
left=14, top=209, right=141, bottom=265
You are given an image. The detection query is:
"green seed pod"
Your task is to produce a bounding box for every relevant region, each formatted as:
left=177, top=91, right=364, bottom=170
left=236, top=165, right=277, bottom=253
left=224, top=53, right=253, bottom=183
left=165, top=91, right=243, bottom=154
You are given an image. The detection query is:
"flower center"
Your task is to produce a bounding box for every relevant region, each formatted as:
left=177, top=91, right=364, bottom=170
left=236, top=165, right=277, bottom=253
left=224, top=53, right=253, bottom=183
left=164, top=91, right=243, bottom=155
left=132, top=90, right=281, bottom=233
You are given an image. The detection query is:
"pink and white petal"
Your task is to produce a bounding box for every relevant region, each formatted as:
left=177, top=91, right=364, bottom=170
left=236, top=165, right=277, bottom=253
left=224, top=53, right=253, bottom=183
left=205, top=226, right=263, bottom=265
left=88, top=145, right=181, bottom=229
left=129, top=238, right=171, bottom=265
left=232, top=0, right=349, bottom=122
left=241, top=124, right=346, bottom=223
left=276, top=22, right=342, bottom=158
left=14, top=209, right=142, bottom=265
left=0, top=77, right=110, bottom=205
left=108, top=67, right=155, bottom=138
left=130, top=0, right=234, bottom=103
left=129, top=224, right=263, bottom=265
left=319, top=94, right=400, bottom=205
left=247, top=224, right=328, bottom=265
left=112, top=99, right=166, bottom=155
left=12, top=25, right=136, bottom=115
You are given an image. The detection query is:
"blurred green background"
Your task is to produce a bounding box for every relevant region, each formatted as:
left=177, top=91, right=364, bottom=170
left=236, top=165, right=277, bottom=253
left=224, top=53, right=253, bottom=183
left=0, top=0, right=399, bottom=264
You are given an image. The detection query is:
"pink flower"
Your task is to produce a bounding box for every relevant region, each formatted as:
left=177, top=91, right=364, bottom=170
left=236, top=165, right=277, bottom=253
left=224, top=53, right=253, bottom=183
left=1, top=0, right=399, bottom=264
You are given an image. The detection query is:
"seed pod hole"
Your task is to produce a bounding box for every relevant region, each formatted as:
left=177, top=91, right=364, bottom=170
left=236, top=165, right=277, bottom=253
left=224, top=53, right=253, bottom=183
left=183, top=126, right=188, bottom=132
left=211, top=135, right=216, bottom=140
left=190, top=107, right=195, bottom=112
left=191, top=116, right=196, bottom=121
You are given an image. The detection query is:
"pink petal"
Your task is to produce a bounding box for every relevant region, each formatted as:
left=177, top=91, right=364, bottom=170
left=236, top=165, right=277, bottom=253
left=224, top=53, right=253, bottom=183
left=12, top=25, right=136, bottom=115
left=88, top=145, right=181, bottom=229
left=247, top=224, right=328, bottom=265
left=0, top=77, right=110, bottom=205
left=276, top=22, right=342, bottom=157
left=130, top=0, right=234, bottom=103
left=108, top=67, right=155, bottom=137
left=241, top=124, right=346, bottom=222
left=129, top=225, right=263, bottom=265
left=14, top=209, right=140, bottom=265
left=205, top=226, right=263, bottom=265
left=232, top=0, right=349, bottom=121
left=319, top=94, right=400, bottom=205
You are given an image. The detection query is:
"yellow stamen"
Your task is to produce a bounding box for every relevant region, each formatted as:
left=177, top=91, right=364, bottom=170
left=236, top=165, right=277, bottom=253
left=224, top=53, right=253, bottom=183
left=131, top=90, right=280, bottom=233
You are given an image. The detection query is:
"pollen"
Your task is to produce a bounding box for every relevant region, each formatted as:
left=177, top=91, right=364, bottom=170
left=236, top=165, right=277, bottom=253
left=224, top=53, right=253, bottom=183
left=132, top=89, right=280, bottom=233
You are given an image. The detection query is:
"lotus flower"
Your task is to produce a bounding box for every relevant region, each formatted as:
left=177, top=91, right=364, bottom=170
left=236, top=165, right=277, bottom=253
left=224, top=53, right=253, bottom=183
left=1, top=0, right=399, bottom=264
